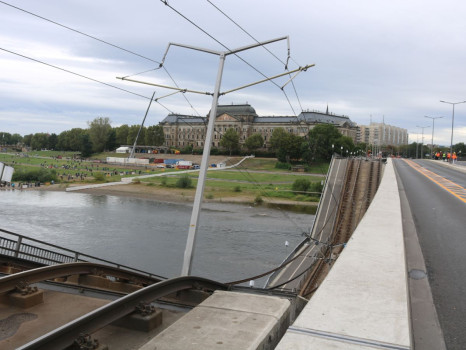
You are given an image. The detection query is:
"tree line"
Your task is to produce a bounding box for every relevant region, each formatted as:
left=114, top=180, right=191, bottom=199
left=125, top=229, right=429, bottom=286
left=1, top=117, right=164, bottom=158
left=4, top=117, right=463, bottom=162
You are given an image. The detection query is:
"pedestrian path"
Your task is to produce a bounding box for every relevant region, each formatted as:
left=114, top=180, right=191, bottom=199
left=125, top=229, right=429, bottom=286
left=66, top=156, right=253, bottom=192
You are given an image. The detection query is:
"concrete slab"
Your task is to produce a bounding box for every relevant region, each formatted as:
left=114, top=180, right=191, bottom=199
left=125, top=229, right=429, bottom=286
left=276, top=159, right=411, bottom=349
left=140, top=290, right=291, bottom=350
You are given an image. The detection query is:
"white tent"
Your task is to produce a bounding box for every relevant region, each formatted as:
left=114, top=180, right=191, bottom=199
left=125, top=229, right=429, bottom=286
left=116, top=146, right=130, bottom=153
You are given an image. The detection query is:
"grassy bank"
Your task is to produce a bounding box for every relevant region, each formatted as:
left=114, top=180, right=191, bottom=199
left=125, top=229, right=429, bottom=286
left=2, top=151, right=328, bottom=207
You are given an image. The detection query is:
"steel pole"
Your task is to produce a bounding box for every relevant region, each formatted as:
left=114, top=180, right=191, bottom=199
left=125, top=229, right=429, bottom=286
left=424, top=116, right=443, bottom=159
left=440, top=100, right=466, bottom=163
left=181, top=53, right=225, bottom=276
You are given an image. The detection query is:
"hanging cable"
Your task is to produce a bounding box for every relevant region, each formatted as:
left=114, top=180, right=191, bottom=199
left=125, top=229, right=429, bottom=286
left=0, top=0, right=199, bottom=117
left=206, top=0, right=305, bottom=117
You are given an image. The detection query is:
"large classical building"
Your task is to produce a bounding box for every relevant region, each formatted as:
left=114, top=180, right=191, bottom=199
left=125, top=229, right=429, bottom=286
left=160, top=104, right=358, bottom=150
left=357, top=122, right=408, bottom=146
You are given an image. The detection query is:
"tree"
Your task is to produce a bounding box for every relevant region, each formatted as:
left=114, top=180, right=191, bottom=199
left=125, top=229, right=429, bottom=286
left=48, top=133, right=58, bottom=150
left=106, top=129, right=117, bottom=151
left=270, top=128, right=304, bottom=163
left=0, top=132, right=12, bottom=145
left=306, top=124, right=342, bottom=161
left=127, top=125, right=145, bottom=145
left=31, top=133, right=49, bottom=150
left=80, top=133, right=93, bottom=157
left=88, top=117, right=112, bottom=153
left=57, top=128, right=87, bottom=151
left=145, top=125, right=165, bottom=146
left=23, top=134, right=33, bottom=147
left=220, top=128, right=240, bottom=155
left=244, top=133, right=264, bottom=153
left=270, top=128, right=288, bottom=151
left=115, top=124, right=129, bottom=146
left=10, top=133, right=23, bottom=145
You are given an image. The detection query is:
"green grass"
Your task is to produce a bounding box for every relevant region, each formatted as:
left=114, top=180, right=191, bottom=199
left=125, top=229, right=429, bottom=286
left=2, top=151, right=328, bottom=203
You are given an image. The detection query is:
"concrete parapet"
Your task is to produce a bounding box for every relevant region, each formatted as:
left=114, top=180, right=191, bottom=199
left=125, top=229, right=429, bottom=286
left=139, top=290, right=291, bottom=350
left=276, top=158, right=411, bottom=349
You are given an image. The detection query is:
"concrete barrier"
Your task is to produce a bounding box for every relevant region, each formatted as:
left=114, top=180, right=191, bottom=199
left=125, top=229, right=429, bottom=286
left=140, top=290, right=291, bottom=350
left=276, top=158, right=411, bottom=349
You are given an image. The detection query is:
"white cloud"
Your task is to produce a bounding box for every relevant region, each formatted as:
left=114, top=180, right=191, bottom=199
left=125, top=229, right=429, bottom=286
left=0, top=0, right=465, bottom=145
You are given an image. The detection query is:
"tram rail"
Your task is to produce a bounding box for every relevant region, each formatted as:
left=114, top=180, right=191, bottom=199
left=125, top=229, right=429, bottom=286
left=16, top=275, right=227, bottom=350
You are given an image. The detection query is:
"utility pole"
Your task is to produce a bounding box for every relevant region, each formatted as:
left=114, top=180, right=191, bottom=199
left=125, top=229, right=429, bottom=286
left=119, top=37, right=314, bottom=276
left=440, top=100, right=466, bottom=162
left=416, top=125, right=430, bottom=159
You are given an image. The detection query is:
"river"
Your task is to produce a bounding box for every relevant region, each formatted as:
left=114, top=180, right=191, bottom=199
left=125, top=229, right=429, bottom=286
left=0, top=189, right=313, bottom=286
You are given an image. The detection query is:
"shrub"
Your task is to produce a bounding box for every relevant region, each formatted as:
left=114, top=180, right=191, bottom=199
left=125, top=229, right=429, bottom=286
left=12, top=168, right=58, bottom=183
left=233, top=185, right=242, bottom=192
left=254, top=195, right=263, bottom=205
left=292, top=178, right=311, bottom=194
left=309, top=181, right=323, bottom=195
left=160, top=177, right=168, bottom=186
left=205, top=193, right=214, bottom=199
left=275, top=162, right=291, bottom=170
left=93, top=172, right=105, bottom=182
left=176, top=175, right=192, bottom=188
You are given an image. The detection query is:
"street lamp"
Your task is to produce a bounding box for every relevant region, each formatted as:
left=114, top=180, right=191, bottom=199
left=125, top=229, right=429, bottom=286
left=416, top=125, right=430, bottom=159
left=424, top=115, right=443, bottom=159
left=341, top=146, right=343, bottom=156
left=440, top=100, right=466, bottom=163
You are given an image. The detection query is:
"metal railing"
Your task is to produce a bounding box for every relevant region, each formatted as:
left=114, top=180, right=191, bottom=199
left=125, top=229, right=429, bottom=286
left=0, top=228, right=166, bottom=280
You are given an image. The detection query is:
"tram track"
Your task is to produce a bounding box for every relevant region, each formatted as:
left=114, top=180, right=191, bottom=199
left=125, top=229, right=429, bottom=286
left=299, top=158, right=383, bottom=297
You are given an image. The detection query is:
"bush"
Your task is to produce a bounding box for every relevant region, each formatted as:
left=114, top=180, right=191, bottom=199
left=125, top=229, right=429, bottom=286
left=309, top=181, right=323, bottom=195
left=93, top=172, right=105, bottom=182
left=275, top=162, right=291, bottom=170
left=254, top=195, right=263, bottom=205
left=292, top=178, right=311, bottom=194
left=233, top=185, right=242, bottom=192
left=160, top=177, right=168, bottom=186
left=176, top=175, right=192, bottom=188
left=12, top=168, right=58, bottom=183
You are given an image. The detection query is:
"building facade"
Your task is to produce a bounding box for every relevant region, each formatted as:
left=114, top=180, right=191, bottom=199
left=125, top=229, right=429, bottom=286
left=160, top=104, right=359, bottom=149
left=357, top=122, right=408, bottom=147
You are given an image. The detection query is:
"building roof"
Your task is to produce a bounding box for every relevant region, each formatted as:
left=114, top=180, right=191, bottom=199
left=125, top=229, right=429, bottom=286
left=160, top=114, right=206, bottom=125
left=159, top=107, right=357, bottom=128
left=214, top=104, right=258, bottom=117
left=297, top=111, right=357, bottom=127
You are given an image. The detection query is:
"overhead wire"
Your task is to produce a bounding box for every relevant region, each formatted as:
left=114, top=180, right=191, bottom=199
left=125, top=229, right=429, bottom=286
left=160, top=0, right=294, bottom=105
left=159, top=0, right=318, bottom=236
left=0, top=0, right=201, bottom=118
left=4, top=0, right=318, bottom=268
left=206, top=0, right=304, bottom=115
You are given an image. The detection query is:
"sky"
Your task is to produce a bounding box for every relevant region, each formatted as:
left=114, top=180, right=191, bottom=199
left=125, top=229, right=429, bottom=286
left=1, top=0, right=466, bottom=146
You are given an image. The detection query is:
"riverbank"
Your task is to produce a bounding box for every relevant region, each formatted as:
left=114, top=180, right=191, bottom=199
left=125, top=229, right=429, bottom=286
left=34, top=182, right=319, bottom=213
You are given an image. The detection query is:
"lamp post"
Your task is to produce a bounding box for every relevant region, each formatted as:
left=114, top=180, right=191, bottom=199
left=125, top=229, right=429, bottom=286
left=424, top=116, right=443, bottom=159
left=416, top=125, right=430, bottom=159
left=440, top=100, right=466, bottom=163
left=341, top=146, right=343, bottom=156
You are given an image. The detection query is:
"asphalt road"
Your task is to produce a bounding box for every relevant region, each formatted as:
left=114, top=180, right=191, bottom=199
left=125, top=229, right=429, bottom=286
left=394, top=159, right=466, bottom=349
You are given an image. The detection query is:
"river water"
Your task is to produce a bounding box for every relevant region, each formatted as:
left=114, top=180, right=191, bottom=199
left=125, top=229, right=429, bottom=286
left=0, top=190, right=313, bottom=286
